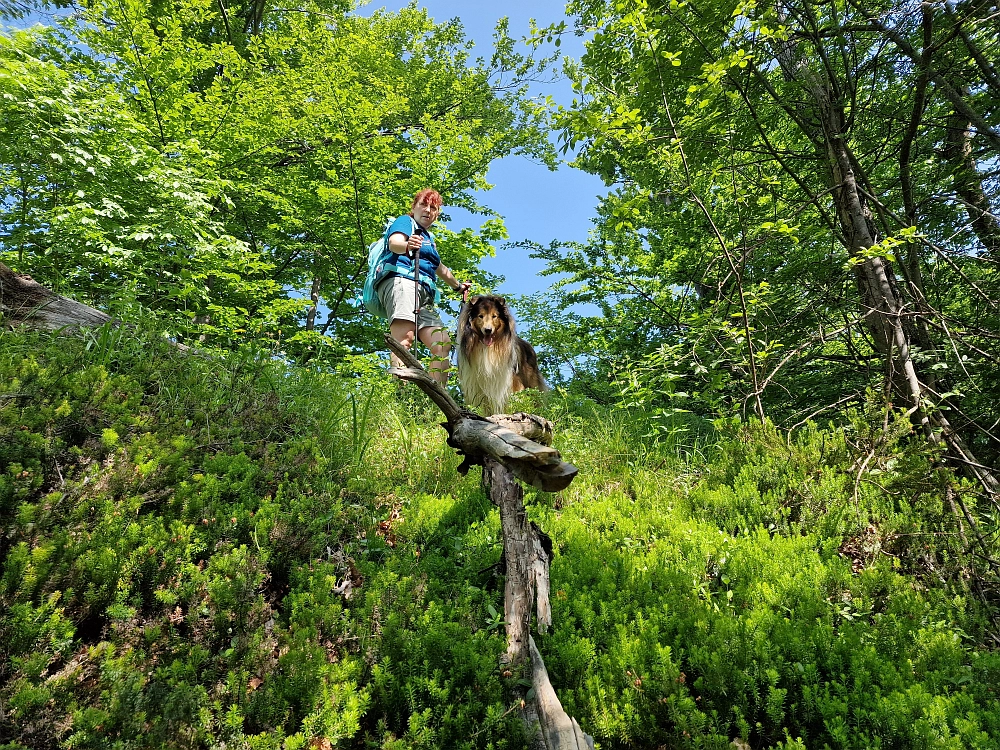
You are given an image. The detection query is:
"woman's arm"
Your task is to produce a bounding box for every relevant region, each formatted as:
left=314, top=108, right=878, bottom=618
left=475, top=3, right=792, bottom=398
left=388, top=232, right=422, bottom=256
left=436, top=263, right=469, bottom=293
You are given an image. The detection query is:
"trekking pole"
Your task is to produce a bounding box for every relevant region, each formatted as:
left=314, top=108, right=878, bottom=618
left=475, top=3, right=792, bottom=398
left=412, top=231, right=421, bottom=357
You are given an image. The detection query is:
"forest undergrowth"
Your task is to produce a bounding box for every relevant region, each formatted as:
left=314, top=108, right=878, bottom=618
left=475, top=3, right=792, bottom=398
left=2, top=324, right=999, bottom=749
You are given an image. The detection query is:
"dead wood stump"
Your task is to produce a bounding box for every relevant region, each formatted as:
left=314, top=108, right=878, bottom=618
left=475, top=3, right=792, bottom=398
left=384, top=334, right=593, bottom=750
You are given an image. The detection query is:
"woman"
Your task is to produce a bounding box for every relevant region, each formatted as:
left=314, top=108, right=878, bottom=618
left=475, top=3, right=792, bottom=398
left=375, top=188, right=470, bottom=385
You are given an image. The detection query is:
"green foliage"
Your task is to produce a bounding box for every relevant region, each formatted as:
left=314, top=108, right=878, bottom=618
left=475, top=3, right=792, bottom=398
left=1, top=1, right=557, bottom=359
left=537, top=409, right=1000, bottom=749
left=524, top=0, right=1000, bottom=473
left=2, top=325, right=1000, bottom=748
left=0, top=324, right=531, bottom=747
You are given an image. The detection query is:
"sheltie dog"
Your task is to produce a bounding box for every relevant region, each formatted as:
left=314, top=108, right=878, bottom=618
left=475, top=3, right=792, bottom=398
left=457, top=295, right=547, bottom=414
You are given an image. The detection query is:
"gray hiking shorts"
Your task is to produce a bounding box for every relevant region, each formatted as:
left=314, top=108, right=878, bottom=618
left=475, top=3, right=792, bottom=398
left=376, top=276, right=445, bottom=332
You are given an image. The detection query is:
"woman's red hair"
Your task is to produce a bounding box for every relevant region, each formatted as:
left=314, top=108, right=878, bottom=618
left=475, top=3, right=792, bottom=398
left=410, top=188, right=442, bottom=211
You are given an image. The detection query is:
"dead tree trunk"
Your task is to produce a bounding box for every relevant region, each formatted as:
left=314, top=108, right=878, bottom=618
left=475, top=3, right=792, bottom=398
left=486, top=457, right=551, bottom=667
left=488, top=456, right=533, bottom=667
left=486, top=456, right=593, bottom=749
left=386, top=335, right=593, bottom=749
left=0, top=262, right=204, bottom=354
left=1, top=262, right=112, bottom=331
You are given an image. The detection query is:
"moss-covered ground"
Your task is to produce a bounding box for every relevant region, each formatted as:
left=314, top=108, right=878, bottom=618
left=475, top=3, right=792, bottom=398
left=2, top=325, right=998, bottom=749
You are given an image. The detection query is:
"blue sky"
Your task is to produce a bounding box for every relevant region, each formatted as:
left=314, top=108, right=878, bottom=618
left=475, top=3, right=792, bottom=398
left=360, top=1, right=606, bottom=298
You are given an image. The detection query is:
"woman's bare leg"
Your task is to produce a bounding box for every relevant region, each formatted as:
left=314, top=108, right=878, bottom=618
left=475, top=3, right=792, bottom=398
left=419, top=325, right=452, bottom=385
left=388, top=318, right=417, bottom=369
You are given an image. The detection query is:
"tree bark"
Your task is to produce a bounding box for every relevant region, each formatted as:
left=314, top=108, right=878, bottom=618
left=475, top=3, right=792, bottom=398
left=529, top=637, right=595, bottom=750
left=0, top=263, right=112, bottom=331
left=488, top=457, right=535, bottom=668
left=486, top=456, right=595, bottom=750
left=943, top=101, right=1000, bottom=259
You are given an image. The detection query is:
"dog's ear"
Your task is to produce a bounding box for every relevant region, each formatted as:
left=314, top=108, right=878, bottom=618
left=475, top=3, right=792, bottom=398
left=498, top=297, right=506, bottom=307
left=469, top=295, right=480, bottom=306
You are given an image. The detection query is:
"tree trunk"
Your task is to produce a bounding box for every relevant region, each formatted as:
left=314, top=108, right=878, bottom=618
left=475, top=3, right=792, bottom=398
left=787, top=40, right=931, bottom=430
left=488, top=457, right=535, bottom=668
left=775, top=18, right=999, bottom=495
left=487, top=457, right=595, bottom=750
left=825, top=96, right=998, bottom=495
left=0, top=262, right=112, bottom=331
left=306, top=275, right=321, bottom=331
left=943, top=100, right=1000, bottom=259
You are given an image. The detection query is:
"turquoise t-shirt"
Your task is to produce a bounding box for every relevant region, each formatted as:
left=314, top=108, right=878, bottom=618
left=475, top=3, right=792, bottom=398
left=382, top=215, right=440, bottom=292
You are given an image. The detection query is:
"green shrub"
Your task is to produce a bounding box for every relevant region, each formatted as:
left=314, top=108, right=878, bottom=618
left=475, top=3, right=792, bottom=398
left=2, top=326, right=998, bottom=749
left=533, top=408, right=1000, bottom=749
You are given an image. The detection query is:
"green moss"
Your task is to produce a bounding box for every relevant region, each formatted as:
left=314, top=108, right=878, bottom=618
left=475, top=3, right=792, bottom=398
left=2, top=326, right=999, bottom=749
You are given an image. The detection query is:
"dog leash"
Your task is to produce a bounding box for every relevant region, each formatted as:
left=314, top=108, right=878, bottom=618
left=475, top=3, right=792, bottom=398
left=451, top=287, right=470, bottom=366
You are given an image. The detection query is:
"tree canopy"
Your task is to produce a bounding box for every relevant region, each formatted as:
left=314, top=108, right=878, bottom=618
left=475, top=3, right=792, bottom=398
left=524, top=0, right=999, bottom=488
left=1, top=0, right=556, bottom=362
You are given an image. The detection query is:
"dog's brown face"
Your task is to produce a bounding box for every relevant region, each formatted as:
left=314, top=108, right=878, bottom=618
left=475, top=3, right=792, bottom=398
left=466, top=297, right=509, bottom=347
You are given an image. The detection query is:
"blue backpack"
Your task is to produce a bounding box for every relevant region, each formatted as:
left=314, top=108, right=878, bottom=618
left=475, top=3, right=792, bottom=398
left=361, top=219, right=396, bottom=319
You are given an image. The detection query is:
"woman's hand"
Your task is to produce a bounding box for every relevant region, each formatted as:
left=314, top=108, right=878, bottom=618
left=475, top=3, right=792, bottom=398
left=406, top=233, right=423, bottom=257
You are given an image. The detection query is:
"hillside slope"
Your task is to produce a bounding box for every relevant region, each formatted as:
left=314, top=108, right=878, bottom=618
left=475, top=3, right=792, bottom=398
left=1, top=326, right=998, bottom=749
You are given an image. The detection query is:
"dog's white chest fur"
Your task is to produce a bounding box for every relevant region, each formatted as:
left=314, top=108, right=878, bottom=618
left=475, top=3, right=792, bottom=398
left=458, top=344, right=517, bottom=414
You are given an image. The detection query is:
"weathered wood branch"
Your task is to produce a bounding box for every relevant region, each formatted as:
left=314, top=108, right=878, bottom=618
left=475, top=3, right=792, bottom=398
left=489, top=412, right=554, bottom=446
left=488, top=457, right=535, bottom=667
left=487, top=460, right=593, bottom=750
left=385, top=335, right=589, bottom=748
left=529, top=637, right=595, bottom=750
left=385, top=335, right=577, bottom=492
left=485, top=460, right=555, bottom=659
left=452, top=420, right=561, bottom=467
left=388, top=365, right=464, bottom=422
left=1, top=263, right=112, bottom=331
